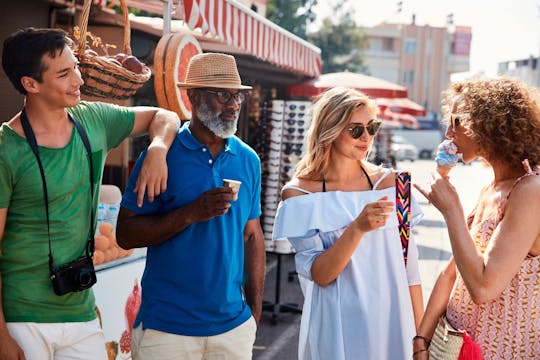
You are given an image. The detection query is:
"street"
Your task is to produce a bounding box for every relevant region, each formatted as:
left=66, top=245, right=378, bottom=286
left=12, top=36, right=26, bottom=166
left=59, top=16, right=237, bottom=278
left=253, top=159, right=492, bottom=359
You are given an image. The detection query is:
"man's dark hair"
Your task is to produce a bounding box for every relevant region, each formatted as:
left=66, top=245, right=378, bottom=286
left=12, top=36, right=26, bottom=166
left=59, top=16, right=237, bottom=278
left=2, top=27, right=73, bottom=95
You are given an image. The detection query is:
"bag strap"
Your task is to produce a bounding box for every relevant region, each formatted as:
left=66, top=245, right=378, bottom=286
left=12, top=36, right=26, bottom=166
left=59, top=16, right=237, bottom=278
left=20, top=109, right=95, bottom=272
left=395, top=171, right=411, bottom=266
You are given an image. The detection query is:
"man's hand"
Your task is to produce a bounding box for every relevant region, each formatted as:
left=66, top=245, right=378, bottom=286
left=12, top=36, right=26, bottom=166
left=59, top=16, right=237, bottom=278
left=187, top=187, right=235, bottom=223
left=134, top=143, right=168, bottom=207
left=0, top=332, right=26, bottom=360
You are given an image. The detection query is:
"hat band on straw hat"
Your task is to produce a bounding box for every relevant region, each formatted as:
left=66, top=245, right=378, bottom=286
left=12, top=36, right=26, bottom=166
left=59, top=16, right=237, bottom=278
left=180, top=73, right=252, bottom=89
left=177, top=52, right=252, bottom=90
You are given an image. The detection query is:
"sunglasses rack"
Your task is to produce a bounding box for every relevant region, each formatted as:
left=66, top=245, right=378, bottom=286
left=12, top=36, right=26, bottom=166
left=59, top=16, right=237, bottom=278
left=256, top=100, right=313, bottom=255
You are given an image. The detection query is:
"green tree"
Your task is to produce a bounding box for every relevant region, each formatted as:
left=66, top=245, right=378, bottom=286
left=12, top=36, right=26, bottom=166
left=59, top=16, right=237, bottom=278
left=266, top=0, right=318, bottom=38
left=307, top=3, right=368, bottom=73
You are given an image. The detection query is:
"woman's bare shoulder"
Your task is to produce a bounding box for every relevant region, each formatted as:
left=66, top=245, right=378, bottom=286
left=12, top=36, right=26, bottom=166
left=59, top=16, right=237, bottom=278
left=364, top=163, right=395, bottom=188
left=281, top=177, right=322, bottom=200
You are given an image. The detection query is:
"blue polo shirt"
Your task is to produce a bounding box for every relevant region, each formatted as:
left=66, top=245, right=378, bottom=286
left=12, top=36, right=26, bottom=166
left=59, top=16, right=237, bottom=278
left=121, top=122, right=261, bottom=336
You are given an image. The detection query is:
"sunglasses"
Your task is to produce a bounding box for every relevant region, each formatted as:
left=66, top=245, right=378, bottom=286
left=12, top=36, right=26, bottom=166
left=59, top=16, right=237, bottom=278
left=200, top=89, right=246, bottom=104
left=287, top=119, right=305, bottom=126
left=287, top=112, right=305, bottom=119
left=283, top=134, right=305, bottom=141
left=347, top=121, right=382, bottom=139
left=288, top=104, right=306, bottom=111
left=286, top=127, right=305, bottom=134
left=450, top=114, right=461, bottom=131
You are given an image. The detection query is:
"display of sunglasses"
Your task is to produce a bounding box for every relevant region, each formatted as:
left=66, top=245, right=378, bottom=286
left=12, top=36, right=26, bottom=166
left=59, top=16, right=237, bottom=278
left=200, top=89, right=246, bottom=104
left=450, top=114, right=461, bottom=131
left=347, top=121, right=382, bottom=139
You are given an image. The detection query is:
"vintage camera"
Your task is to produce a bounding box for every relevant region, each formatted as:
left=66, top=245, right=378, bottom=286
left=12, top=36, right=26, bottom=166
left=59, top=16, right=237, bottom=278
left=50, top=255, right=97, bottom=296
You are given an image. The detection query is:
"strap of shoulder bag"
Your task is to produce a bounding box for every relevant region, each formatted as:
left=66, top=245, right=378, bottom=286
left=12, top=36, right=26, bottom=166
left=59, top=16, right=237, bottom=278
left=395, top=171, right=411, bottom=266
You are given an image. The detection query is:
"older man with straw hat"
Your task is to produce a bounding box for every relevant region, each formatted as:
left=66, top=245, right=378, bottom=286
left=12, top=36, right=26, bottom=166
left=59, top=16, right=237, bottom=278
left=117, top=53, right=265, bottom=360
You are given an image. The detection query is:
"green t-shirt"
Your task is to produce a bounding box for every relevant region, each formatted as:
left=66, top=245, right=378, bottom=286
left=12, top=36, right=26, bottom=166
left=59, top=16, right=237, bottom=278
left=0, top=101, right=134, bottom=322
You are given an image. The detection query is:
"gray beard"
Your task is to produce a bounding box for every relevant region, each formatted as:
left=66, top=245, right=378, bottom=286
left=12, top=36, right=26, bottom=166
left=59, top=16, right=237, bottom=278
left=196, top=102, right=238, bottom=138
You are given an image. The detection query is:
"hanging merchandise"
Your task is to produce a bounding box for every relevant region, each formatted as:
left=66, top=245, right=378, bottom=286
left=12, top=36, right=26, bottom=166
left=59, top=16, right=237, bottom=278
left=260, top=100, right=313, bottom=254
left=154, top=33, right=202, bottom=119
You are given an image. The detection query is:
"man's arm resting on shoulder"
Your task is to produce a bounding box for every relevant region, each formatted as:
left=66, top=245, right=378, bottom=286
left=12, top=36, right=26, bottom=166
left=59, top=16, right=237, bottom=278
left=243, top=218, right=265, bottom=325
left=0, top=208, right=26, bottom=359
left=129, top=107, right=181, bottom=207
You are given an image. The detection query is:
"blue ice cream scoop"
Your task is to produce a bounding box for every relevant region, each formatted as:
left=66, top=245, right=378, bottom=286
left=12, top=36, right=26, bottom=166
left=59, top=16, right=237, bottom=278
left=435, top=140, right=458, bottom=177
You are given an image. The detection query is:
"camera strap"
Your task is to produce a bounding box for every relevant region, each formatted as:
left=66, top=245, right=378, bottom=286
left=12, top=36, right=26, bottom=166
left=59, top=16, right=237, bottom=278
left=20, top=108, right=95, bottom=273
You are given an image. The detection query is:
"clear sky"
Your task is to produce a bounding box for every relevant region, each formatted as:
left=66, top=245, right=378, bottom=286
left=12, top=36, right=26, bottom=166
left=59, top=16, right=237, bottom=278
left=313, top=0, right=540, bottom=76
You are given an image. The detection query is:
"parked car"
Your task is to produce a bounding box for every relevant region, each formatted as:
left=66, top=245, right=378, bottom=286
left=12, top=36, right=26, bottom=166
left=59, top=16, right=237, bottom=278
left=391, top=135, right=419, bottom=162
left=391, top=116, right=444, bottom=159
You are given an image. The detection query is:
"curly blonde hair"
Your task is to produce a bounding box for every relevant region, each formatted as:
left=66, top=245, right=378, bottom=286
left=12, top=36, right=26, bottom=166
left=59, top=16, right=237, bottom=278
left=295, top=87, right=379, bottom=180
left=442, top=77, right=540, bottom=168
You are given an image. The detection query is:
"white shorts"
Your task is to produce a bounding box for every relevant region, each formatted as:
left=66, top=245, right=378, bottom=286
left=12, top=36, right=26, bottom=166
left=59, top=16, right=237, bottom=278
left=131, top=316, right=257, bottom=360
left=7, top=319, right=107, bottom=360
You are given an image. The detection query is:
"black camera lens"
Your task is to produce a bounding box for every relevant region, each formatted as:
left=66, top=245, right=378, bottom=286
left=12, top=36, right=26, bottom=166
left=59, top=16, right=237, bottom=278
left=79, top=269, right=94, bottom=287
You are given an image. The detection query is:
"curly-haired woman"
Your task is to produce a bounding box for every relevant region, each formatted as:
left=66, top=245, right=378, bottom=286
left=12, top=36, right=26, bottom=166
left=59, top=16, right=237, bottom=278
left=414, top=77, right=540, bottom=359
left=272, top=87, right=425, bottom=359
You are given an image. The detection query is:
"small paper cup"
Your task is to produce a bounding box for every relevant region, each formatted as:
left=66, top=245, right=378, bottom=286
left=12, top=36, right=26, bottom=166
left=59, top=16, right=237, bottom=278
left=223, top=179, right=242, bottom=201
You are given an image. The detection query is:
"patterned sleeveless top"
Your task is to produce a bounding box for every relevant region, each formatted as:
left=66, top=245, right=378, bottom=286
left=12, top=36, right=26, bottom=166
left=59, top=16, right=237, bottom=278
left=446, top=168, right=540, bottom=359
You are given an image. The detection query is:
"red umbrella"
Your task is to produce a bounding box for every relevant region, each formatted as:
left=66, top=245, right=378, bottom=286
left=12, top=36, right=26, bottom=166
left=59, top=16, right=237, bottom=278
left=286, top=71, right=408, bottom=99
left=286, top=71, right=425, bottom=128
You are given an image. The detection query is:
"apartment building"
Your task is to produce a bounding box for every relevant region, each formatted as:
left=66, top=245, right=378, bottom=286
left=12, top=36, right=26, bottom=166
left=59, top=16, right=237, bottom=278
left=498, top=56, right=540, bottom=87
left=361, top=20, right=471, bottom=115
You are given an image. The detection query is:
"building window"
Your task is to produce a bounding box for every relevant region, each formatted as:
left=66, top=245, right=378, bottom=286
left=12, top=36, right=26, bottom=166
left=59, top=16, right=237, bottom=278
left=382, top=37, right=394, bottom=51
left=404, top=40, right=416, bottom=54
left=403, top=70, right=415, bottom=84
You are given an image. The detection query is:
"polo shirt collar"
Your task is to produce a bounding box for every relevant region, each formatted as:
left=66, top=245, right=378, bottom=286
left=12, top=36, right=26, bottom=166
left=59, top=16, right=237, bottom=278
left=178, top=122, right=238, bottom=155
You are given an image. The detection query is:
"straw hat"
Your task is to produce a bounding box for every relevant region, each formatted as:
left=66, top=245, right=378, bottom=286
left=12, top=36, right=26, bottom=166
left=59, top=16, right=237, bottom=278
left=177, top=53, right=252, bottom=90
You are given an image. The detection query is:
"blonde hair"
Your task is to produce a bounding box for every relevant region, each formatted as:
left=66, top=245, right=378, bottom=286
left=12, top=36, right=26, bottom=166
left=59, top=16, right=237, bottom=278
left=295, top=87, right=379, bottom=180
left=442, top=77, right=540, bottom=168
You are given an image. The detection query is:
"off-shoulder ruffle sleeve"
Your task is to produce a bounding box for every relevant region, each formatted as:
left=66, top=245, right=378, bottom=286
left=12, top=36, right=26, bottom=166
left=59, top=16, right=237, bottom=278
left=273, top=187, right=422, bottom=240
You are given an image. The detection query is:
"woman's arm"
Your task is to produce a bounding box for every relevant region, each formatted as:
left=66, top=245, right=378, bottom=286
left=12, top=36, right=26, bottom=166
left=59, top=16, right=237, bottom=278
left=416, top=175, right=540, bottom=303
left=413, top=259, right=457, bottom=357
left=409, top=284, right=424, bottom=330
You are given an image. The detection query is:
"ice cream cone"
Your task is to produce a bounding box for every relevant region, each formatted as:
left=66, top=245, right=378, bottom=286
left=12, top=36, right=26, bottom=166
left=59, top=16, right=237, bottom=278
left=436, top=164, right=452, bottom=178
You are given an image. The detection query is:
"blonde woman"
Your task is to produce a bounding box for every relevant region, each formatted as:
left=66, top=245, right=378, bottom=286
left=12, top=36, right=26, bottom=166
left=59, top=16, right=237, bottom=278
left=414, top=77, right=540, bottom=359
left=272, top=87, right=424, bottom=359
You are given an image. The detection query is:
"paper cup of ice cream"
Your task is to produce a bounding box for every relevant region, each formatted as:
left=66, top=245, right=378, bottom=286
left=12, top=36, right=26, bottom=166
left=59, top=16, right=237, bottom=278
left=223, top=179, right=242, bottom=201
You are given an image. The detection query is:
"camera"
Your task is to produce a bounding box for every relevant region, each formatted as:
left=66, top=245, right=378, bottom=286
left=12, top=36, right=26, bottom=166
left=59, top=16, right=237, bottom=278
left=50, top=255, right=97, bottom=296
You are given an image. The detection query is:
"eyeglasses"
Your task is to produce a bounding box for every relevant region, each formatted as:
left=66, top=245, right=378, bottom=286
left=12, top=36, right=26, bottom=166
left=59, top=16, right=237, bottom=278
left=450, top=114, right=461, bottom=131
left=200, top=89, right=246, bottom=104
left=347, top=121, right=382, bottom=139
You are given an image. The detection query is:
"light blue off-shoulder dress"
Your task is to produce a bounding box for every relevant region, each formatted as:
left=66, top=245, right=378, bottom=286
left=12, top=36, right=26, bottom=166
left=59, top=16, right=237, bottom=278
left=273, top=170, right=423, bottom=360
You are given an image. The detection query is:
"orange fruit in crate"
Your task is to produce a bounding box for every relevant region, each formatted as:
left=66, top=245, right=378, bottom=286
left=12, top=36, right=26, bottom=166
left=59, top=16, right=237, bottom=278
left=95, top=234, right=110, bottom=252
left=153, top=33, right=202, bottom=120
left=98, top=222, right=114, bottom=237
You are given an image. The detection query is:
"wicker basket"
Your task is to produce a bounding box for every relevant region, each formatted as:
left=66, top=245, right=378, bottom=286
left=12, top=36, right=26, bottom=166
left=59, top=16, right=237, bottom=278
left=75, top=0, right=151, bottom=100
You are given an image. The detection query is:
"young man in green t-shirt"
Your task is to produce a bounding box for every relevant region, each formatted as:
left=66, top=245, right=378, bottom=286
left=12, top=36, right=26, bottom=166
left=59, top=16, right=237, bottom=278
left=0, top=27, right=180, bottom=359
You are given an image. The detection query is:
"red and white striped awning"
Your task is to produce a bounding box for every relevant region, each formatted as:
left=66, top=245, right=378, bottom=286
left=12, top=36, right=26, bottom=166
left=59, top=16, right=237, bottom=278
left=121, top=0, right=321, bottom=77
left=180, top=0, right=321, bottom=77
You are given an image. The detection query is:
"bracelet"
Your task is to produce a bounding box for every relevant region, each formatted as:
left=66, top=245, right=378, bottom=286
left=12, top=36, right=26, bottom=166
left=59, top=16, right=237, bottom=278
left=413, top=348, right=427, bottom=356
left=413, top=335, right=431, bottom=347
